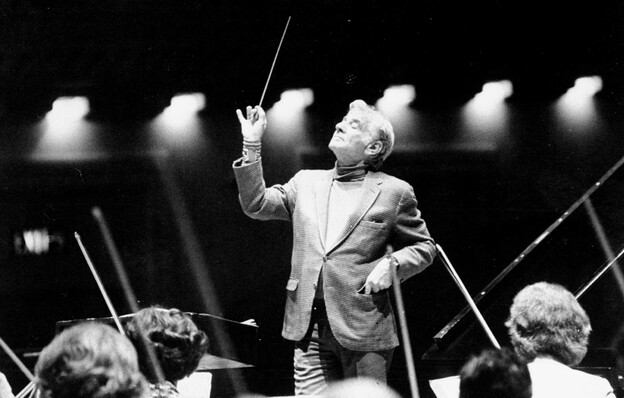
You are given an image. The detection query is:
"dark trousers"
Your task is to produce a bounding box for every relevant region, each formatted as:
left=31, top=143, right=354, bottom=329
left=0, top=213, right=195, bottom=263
left=293, top=300, right=394, bottom=395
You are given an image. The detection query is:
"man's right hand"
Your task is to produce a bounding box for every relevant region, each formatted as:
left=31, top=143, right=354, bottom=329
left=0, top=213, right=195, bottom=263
left=236, top=105, right=266, bottom=142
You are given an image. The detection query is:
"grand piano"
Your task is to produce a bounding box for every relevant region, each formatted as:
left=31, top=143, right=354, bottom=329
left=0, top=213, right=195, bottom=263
left=417, top=156, right=624, bottom=398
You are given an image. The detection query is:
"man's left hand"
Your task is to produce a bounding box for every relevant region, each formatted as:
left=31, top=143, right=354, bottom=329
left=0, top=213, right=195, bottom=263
left=363, top=257, right=395, bottom=294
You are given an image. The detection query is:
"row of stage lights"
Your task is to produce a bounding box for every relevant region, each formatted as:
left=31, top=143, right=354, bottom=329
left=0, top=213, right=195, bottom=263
left=30, top=74, right=605, bottom=161
left=45, top=76, right=604, bottom=126
left=46, top=92, right=208, bottom=124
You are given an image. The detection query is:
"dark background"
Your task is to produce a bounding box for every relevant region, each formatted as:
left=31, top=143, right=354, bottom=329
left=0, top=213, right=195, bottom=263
left=1, top=1, right=624, bottom=397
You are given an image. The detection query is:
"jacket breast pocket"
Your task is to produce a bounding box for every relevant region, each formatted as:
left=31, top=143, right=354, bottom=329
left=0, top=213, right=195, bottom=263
left=348, top=220, right=388, bottom=249
left=359, top=220, right=387, bottom=231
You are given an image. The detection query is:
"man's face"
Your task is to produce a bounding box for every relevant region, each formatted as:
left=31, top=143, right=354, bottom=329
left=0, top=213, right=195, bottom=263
left=328, top=109, right=374, bottom=165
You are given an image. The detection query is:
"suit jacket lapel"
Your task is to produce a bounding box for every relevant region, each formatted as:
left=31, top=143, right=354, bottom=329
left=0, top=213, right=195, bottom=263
left=326, top=172, right=382, bottom=254
left=315, top=171, right=333, bottom=251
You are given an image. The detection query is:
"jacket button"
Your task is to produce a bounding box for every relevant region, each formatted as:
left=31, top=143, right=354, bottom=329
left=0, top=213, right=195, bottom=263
left=323, top=255, right=328, bottom=262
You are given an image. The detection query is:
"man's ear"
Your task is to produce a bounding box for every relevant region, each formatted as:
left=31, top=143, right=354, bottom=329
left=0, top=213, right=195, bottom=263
left=365, top=140, right=383, bottom=157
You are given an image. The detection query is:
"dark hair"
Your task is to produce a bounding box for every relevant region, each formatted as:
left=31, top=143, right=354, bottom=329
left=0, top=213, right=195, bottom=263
left=35, top=322, right=146, bottom=398
left=505, top=282, right=591, bottom=366
left=125, top=307, right=209, bottom=384
left=459, top=347, right=531, bottom=398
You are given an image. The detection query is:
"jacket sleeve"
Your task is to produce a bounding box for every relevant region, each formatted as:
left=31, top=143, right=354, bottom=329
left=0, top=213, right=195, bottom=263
left=0, top=372, right=13, bottom=398
left=391, top=184, right=437, bottom=281
left=232, top=159, right=297, bottom=222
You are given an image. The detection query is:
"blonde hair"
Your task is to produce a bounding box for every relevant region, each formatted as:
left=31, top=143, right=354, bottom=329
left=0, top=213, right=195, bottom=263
left=505, top=282, right=591, bottom=366
left=35, top=322, right=146, bottom=398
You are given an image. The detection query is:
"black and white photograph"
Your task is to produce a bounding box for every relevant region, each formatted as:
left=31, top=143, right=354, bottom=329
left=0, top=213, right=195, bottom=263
left=0, top=1, right=623, bottom=397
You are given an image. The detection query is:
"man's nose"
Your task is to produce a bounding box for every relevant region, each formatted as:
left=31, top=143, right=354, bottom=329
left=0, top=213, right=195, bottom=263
left=335, top=121, right=344, bottom=132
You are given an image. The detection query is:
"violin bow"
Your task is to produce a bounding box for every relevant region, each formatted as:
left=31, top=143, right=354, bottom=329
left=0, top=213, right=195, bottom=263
left=89, top=207, right=166, bottom=384
left=0, top=336, right=35, bottom=398
left=388, top=245, right=421, bottom=398
left=436, top=244, right=501, bottom=349
left=74, top=232, right=125, bottom=334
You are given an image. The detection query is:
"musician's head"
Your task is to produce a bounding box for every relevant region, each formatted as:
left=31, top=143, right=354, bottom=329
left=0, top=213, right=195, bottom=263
left=459, top=347, right=532, bottom=398
left=35, top=322, right=146, bottom=398
left=322, top=377, right=402, bottom=398
left=505, top=282, right=592, bottom=366
left=125, top=306, right=209, bottom=384
left=329, top=99, right=394, bottom=171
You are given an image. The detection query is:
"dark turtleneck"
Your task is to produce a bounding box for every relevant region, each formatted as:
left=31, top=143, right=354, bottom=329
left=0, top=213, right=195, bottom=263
left=333, top=162, right=369, bottom=182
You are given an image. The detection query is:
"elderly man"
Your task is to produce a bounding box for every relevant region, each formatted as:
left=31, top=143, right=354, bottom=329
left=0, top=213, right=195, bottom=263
left=233, top=99, right=436, bottom=395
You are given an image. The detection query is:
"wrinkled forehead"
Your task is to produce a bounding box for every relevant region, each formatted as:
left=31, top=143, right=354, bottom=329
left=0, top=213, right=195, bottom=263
left=348, top=109, right=385, bottom=139
left=346, top=108, right=367, bottom=122
left=346, top=107, right=376, bottom=131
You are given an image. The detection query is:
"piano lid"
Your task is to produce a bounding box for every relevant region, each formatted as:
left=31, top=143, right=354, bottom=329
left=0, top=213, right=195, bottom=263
left=56, top=312, right=259, bottom=368
left=422, top=155, right=624, bottom=371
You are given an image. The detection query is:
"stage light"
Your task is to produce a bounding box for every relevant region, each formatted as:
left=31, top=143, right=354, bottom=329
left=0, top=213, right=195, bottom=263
left=374, top=85, right=417, bottom=143
left=46, top=96, right=90, bottom=123
left=375, top=85, right=416, bottom=112
left=555, top=76, right=602, bottom=131
left=271, top=88, right=314, bottom=112
left=35, top=96, right=101, bottom=160
left=569, top=76, right=603, bottom=97
left=151, top=93, right=206, bottom=148
left=13, top=228, right=66, bottom=256
left=465, top=80, right=512, bottom=118
left=559, top=76, right=602, bottom=109
left=162, top=93, right=206, bottom=122
left=474, top=80, right=513, bottom=104
left=265, top=89, right=313, bottom=148
left=462, top=80, right=512, bottom=140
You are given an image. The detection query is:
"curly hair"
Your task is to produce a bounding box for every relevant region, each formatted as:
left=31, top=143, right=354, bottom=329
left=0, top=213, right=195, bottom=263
left=35, top=322, right=146, bottom=398
left=459, top=347, right=531, bottom=398
left=125, top=307, right=209, bottom=384
left=348, top=100, right=395, bottom=171
left=505, top=282, right=591, bottom=366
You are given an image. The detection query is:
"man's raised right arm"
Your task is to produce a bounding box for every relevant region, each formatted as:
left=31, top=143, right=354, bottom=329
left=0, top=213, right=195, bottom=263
left=232, top=105, right=294, bottom=221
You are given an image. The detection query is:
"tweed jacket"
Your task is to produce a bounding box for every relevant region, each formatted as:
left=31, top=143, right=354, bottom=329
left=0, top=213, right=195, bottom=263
left=233, top=159, right=436, bottom=351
